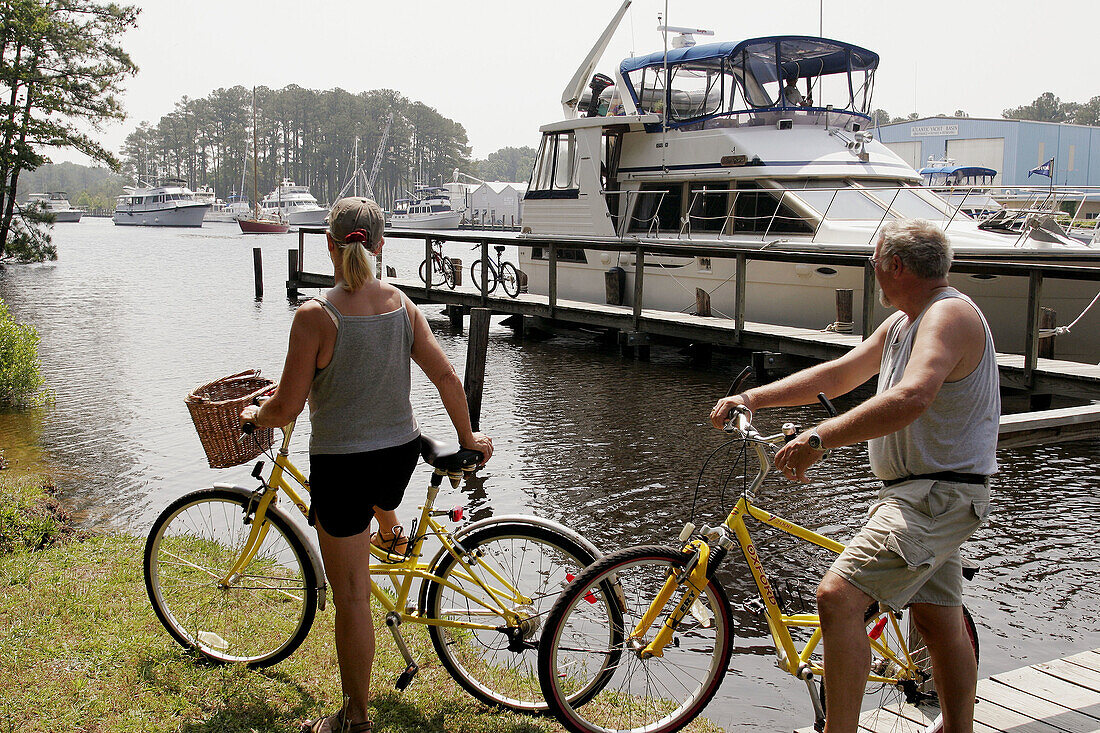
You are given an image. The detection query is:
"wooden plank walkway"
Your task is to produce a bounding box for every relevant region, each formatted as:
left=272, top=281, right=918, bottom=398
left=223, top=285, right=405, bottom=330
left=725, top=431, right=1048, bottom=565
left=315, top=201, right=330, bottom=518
left=794, top=648, right=1100, bottom=733
left=373, top=277, right=1100, bottom=402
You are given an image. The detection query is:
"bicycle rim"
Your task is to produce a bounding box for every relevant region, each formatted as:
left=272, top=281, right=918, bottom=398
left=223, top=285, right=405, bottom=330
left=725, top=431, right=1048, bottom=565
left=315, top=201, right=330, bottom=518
left=500, top=262, right=520, bottom=298
left=144, top=489, right=316, bottom=667
left=541, top=546, right=732, bottom=733
left=442, top=257, right=456, bottom=289
left=471, top=259, right=498, bottom=294
left=422, top=522, right=604, bottom=713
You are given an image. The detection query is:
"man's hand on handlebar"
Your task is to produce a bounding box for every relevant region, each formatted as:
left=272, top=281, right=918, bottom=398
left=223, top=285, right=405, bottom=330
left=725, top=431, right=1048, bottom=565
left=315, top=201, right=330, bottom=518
left=710, top=394, right=751, bottom=430
left=774, top=431, right=825, bottom=484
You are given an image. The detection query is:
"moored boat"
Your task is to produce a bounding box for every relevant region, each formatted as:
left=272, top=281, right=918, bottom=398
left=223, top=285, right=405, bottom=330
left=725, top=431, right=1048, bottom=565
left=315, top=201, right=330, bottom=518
left=516, top=3, right=1100, bottom=363
left=389, top=186, right=462, bottom=230
left=260, top=179, right=328, bottom=227
left=23, top=192, right=83, bottom=222
left=237, top=214, right=289, bottom=234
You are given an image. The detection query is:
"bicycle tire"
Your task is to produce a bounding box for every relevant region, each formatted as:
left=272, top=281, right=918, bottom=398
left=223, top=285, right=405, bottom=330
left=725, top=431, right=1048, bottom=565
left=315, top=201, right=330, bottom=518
left=419, top=257, right=446, bottom=287
left=539, top=545, right=733, bottom=733
left=499, top=261, right=521, bottom=298
left=820, top=604, right=979, bottom=730
left=421, top=521, right=610, bottom=713
left=144, top=488, right=317, bottom=667
left=470, top=259, right=498, bottom=294
left=442, top=257, right=457, bottom=289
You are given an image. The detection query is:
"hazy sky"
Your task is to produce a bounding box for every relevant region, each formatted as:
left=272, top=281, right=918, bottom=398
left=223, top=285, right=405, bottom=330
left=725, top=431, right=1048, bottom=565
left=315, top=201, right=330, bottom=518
left=53, top=0, right=1100, bottom=167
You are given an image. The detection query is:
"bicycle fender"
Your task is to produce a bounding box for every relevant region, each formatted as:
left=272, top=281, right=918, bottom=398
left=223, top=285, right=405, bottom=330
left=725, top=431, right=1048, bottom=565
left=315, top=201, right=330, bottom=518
left=422, top=514, right=604, bottom=582
left=211, top=483, right=328, bottom=611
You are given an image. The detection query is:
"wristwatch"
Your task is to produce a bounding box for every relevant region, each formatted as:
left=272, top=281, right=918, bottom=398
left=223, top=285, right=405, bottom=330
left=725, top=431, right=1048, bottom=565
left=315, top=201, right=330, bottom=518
left=807, top=430, right=825, bottom=451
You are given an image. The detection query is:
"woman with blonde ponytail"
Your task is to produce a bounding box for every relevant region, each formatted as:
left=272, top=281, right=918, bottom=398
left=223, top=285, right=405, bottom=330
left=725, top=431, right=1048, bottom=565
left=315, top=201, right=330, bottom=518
left=240, top=197, right=493, bottom=733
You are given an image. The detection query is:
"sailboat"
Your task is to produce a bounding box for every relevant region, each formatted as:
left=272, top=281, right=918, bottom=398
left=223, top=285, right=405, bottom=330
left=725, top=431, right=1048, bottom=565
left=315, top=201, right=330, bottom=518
left=239, top=88, right=289, bottom=234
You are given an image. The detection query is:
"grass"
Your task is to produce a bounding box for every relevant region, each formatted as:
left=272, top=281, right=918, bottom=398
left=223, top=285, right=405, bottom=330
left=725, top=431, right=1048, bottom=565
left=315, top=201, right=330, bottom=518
left=0, top=474, right=726, bottom=733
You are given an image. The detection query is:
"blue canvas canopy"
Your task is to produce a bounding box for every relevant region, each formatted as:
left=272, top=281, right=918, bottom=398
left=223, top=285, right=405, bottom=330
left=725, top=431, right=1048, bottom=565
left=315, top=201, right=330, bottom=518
left=619, top=36, right=879, bottom=79
left=919, top=165, right=997, bottom=177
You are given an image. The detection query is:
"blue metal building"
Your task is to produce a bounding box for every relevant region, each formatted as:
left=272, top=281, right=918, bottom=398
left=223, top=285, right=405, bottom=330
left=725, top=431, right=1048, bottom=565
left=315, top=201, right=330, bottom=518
left=876, top=116, right=1100, bottom=189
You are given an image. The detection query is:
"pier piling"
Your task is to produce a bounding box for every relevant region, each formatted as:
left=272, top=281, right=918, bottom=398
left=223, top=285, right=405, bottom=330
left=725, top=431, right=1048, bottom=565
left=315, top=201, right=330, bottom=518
left=287, top=249, right=299, bottom=298
left=253, top=248, right=263, bottom=299
left=464, top=308, right=491, bottom=432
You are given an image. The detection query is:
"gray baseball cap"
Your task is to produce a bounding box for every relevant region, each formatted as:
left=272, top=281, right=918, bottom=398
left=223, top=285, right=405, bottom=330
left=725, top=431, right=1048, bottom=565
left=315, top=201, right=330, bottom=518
left=327, top=197, right=385, bottom=247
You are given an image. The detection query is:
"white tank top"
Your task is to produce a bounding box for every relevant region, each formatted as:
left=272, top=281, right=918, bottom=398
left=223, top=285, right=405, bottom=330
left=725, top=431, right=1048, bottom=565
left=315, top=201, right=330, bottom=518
left=867, top=288, right=1000, bottom=481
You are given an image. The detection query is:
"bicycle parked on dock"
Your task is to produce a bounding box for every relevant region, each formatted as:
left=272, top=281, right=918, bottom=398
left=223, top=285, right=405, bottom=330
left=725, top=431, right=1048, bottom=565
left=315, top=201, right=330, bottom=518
left=537, top=368, right=979, bottom=733
left=419, top=240, right=456, bottom=289
left=143, top=410, right=603, bottom=713
left=470, top=244, right=521, bottom=298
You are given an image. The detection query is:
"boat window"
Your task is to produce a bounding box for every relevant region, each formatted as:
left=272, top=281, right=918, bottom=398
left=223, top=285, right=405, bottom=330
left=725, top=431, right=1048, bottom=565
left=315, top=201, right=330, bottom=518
left=733, top=182, right=814, bottom=234
left=860, top=182, right=949, bottom=219
left=668, top=62, right=724, bottom=121
left=528, top=131, right=579, bottom=195
left=625, top=66, right=669, bottom=115
left=553, top=134, right=577, bottom=189
left=785, top=180, right=889, bottom=220
left=686, top=183, right=732, bottom=233
left=629, top=182, right=683, bottom=234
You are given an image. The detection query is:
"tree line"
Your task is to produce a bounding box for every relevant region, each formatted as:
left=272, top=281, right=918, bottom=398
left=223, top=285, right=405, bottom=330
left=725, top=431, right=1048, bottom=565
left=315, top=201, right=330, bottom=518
left=868, top=92, right=1100, bottom=128
left=121, top=86, right=471, bottom=211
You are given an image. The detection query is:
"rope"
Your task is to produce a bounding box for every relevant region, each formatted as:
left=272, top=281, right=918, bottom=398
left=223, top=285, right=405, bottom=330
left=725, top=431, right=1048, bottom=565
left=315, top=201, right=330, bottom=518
left=1042, top=289, right=1100, bottom=337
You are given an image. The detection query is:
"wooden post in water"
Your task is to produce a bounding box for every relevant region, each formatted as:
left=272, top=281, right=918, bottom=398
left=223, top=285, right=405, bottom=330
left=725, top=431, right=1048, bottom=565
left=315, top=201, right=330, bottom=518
left=287, top=249, right=299, bottom=298
left=451, top=258, right=462, bottom=287
left=253, top=247, right=263, bottom=298
left=696, top=288, right=711, bottom=317
left=548, top=243, right=558, bottom=318
left=464, top=308, right=491, bottom=432
left=447, top=305, right=464, bottom=330
left=834, top=289, right=853, bottom=333
left=734, top=252, right=746, bottom=344
left=1030, top=307, right=1057, bottom=410
left=1024, top=270, right=1044, bottom=384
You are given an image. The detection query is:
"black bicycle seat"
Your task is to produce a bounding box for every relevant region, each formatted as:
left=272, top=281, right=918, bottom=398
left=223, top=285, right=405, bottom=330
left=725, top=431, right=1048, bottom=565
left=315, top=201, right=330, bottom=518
left=494, top=245, right=506, bottom=253
left=419, top=434, right=482, bottom=472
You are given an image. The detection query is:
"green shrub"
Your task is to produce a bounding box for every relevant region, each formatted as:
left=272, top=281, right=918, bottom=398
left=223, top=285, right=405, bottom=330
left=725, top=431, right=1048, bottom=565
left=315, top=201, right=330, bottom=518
left=0, top=298, right=52, bottom=410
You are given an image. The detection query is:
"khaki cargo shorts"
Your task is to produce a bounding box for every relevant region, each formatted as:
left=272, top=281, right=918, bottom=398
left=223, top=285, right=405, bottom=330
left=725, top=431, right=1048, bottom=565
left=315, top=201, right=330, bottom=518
left=827, top=478, right=990, bottom=611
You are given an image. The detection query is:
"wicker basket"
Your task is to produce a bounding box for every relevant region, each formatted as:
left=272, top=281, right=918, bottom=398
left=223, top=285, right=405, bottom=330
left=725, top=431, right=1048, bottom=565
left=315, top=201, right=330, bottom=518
left=186, top=369, right=276, bottom=468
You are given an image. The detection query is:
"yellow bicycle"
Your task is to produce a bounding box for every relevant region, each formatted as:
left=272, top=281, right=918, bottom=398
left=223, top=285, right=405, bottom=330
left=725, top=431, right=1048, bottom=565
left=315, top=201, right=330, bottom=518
left=143, top=417, right=605, bottom=713
left=537, top=369, right=978, bottom=733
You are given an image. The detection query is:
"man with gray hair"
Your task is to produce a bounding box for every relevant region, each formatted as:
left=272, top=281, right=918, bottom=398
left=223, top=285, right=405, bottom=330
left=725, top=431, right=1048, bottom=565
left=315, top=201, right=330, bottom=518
left=712, top=219, right=999, bottom=733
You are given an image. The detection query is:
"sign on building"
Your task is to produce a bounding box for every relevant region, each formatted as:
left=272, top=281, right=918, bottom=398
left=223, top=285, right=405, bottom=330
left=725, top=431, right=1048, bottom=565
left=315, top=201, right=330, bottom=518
left=911, top=124, right=960, bottom=137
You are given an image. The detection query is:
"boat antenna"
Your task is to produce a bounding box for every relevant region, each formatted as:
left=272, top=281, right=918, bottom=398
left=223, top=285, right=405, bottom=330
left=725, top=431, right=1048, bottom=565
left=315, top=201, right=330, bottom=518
left=819, top=0, right=823, bottom=37
left=661, top=2, right=669, bottom=171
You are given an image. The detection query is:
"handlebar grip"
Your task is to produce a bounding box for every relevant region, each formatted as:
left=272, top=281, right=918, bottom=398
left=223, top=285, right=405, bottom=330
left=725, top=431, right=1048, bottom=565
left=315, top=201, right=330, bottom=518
left=725, top=366, right=753, bottom=398
left=817, top=392, right=839, bottom=418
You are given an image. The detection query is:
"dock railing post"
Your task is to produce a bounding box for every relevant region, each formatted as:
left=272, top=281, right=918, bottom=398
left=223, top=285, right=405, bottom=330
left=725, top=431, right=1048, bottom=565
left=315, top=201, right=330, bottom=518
left=253, top=247, right=263, bottom=299
left=287, top=249, right=299, bottom=298
left=861, top=260, right=876, bottom=339
left=734, top=252, right=746, bottom=343
left=1024, top=269, right=1044, bottom=385
left=464, top=307, right=491, bottom=432
left=480, top=239, right=489, bottom=307
left=633, top=245, right=644, bottom=331
left=297, top=230, right=305, bottom=274
left=1030, top=306, right=1057, bottom=410
left=548, top=242, right=558, bottom=319
left=424, top=238, right=433, bottom=294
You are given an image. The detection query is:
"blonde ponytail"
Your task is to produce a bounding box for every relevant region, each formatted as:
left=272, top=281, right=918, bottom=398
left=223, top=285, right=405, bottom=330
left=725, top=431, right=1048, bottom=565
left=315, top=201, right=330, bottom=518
left=340, top=240, right=374, bottom=291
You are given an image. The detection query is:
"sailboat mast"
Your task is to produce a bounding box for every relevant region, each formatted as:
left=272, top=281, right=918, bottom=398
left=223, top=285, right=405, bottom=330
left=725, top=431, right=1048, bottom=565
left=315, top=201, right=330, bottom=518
left=252, top=87, right=260, bottom=219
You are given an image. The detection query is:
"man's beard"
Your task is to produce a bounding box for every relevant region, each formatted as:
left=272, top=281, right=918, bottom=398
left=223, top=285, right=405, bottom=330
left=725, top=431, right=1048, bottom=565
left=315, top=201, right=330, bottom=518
left=878, top=286, right=893, bottom=308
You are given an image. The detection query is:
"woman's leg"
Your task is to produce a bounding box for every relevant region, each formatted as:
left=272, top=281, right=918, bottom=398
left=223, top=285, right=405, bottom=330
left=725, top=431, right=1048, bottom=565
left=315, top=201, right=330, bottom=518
left=315, top=523, right=375, bottom=725
left=374, top=507, right=402, bottom=537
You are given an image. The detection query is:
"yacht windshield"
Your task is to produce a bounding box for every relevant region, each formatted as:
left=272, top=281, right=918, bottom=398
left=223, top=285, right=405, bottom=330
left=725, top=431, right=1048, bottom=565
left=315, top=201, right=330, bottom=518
left=784, top=180, right=950, bottom=221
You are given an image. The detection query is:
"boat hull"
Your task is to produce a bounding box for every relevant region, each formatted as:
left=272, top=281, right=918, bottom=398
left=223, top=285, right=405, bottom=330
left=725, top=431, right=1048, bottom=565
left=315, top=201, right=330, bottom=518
left=238, top=218, right=289, bottom=234
left=389, top=211, right=462, bottom=230
left=52, top=210, right=83, bottom=223
left=286, top=208, right=329, bottom=227
left=113, top=204, right=209, bottom=227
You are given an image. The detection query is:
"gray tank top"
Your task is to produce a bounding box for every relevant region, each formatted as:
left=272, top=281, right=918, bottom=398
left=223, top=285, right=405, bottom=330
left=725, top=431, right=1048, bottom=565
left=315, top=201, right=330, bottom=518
left=308, top=298, right=420, bottom=454
left=868, top=288, right=1000, bottom=480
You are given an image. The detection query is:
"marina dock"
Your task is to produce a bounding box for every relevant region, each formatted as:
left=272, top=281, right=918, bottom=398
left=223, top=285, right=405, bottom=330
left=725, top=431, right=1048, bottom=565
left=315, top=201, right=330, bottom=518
left=794, top=647, right=1100, bottom=733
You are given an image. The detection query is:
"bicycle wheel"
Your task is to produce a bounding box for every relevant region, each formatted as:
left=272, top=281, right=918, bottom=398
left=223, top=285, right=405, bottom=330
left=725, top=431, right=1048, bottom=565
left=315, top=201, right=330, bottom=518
left=539, top=545, right=733, bottom=733
left=499, top=261, right=521, bottom=298
left=442, top=257, right=457, bottom=289
left=421, top=521, right=610, bottom=713
left=821, top=604, right=979, bottom=730
left=144, top=488, right=317, bottom=667
left=419, top=257, right=446, bottom=286
left=470, top=258, right=498, bottom=294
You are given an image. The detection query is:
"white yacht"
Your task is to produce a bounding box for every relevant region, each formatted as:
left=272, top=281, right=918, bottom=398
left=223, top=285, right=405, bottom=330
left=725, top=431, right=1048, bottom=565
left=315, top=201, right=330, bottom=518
left=918, top=160, right=1002, bottom=218
left=113, top=179, right=209, bottom=227
left=517, top=4, right=1100, bottom=363
left=260, top=179, right=328, bottom=227
left=389, top=186, right=463, bottom=230
left=24, top=192, right=83, bottom=222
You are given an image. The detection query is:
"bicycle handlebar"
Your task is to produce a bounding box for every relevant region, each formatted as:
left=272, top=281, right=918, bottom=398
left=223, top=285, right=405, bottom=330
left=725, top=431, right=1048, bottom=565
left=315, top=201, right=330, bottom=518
left=241, top=395, right=273, bottom=435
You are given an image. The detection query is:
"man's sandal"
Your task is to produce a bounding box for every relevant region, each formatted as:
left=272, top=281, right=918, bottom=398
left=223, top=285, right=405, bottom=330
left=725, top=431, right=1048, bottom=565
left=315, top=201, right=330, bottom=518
left=300, top=711, right=372, bottom=733
left=370, top=525, right=409, bottom=560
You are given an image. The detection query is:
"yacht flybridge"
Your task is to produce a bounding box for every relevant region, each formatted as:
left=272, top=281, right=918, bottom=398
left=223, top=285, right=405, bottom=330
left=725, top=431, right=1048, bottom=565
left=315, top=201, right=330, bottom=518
left=518, top=2, right=1100, bottom=362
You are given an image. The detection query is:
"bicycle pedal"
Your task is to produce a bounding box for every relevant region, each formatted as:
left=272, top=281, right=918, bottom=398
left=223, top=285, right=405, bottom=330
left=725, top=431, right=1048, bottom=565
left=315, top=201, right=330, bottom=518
left=395, top=662, right=419, bottom=691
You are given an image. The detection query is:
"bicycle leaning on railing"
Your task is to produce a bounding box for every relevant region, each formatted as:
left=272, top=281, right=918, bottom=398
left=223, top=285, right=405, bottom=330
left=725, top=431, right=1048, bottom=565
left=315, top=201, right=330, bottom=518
left=419, top=239, right=456, bottom=289
left=143, top=407, right=603, bottom=713
left=536, top=367, right=979, bottom=733
left=470, top=244, right=521, bottom=298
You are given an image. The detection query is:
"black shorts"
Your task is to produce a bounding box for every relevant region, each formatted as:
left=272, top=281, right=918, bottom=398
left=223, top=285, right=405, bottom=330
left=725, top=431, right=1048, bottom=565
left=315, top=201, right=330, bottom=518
left=308, top=436, right=421, bottom=538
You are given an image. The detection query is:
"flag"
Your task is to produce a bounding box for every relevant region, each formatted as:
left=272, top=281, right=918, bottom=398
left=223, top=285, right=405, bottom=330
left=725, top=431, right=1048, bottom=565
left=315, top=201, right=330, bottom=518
left=1028, top=158, right=1054, bottom=178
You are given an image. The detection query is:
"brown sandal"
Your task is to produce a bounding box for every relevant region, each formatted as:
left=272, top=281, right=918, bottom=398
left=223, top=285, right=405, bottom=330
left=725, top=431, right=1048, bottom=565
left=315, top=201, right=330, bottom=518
left=370, top=524, right=409, bottom=560
left=300, top=710, right=373, bottom=733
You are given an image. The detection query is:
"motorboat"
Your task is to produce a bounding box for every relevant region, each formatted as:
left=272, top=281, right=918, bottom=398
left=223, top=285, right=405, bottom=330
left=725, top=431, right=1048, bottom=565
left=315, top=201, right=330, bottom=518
left=23, top=192, right=83, bottom=222
left=113, top=179, right=209, bottom=227
left=260, top=179, right=328, bottom=227
left=918, top=159, right=1002, bottom=218
left=389, top=186, right=463, bottom=230
left=203, top=192, right=252, bottom=223
left=516, top=2, right=1100, bottom=363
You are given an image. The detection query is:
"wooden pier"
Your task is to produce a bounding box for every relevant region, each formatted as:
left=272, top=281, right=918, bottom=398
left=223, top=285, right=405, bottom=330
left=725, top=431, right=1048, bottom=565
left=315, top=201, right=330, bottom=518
left=795, top=648, right=1100, bottom=733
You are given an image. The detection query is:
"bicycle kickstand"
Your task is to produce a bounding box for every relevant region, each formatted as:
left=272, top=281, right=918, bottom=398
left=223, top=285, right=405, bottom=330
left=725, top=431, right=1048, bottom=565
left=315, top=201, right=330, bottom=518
left=384, top=611, right=420, bottom=690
